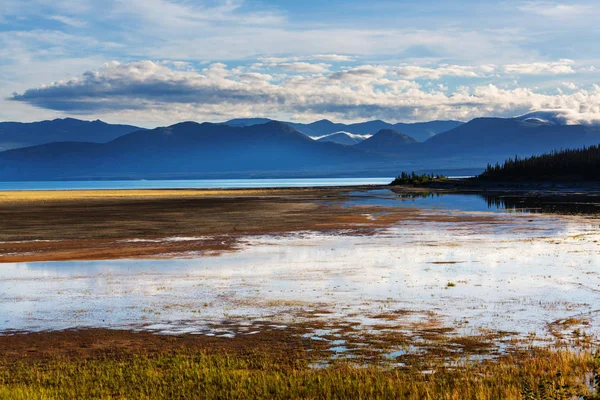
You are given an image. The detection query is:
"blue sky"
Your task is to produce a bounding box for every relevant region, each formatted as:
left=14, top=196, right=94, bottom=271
left=1, top=0, right=599, bottom=126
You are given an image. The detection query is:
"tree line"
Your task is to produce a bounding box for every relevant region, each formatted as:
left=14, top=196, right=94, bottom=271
left=479, top=145, right=600, bottom=181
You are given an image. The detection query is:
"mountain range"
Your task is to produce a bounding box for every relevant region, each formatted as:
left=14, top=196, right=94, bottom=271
left=0, top=118, right=143, bottom=151
left=0, top=111, right=599, bottom=181
left=0, top=121, right=394, bottom=180
left=223, top=118, right=463, bottom=142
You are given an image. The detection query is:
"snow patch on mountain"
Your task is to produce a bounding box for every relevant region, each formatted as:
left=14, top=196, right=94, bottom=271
left=314, top=131, right=372, bottom=141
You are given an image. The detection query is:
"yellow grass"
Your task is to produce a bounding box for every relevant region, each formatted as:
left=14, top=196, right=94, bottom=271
left=0, top=349, right=598, bottom=399
left=0, top=188, right=281, bottom=202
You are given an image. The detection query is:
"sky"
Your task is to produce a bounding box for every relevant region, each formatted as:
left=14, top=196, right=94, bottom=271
left=1, top=0, right=600, bottom=127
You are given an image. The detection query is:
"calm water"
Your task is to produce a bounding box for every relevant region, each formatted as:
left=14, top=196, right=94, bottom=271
left=346, top=190, right=506, bottom=213
left=0, top=178, right=393, bottom=191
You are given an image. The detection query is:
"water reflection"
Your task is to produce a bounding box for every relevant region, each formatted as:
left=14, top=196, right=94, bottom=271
left=483, top=194, right=600, bottom=215
left=347, top=189, right=600, bottom=215
left=1, top=216, right=599, bottom=340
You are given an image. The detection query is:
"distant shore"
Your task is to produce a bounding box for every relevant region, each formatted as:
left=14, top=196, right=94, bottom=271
left=391, top=177, right=600, bottom=195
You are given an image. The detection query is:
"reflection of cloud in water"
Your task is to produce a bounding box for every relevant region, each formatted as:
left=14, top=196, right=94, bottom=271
left=0, top=215, right=599, bottom=340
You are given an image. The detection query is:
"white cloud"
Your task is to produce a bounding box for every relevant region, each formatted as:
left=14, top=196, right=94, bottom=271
left=561, top=81, right=577, bottom=90
left=49, top=15, right=87, bottom=28
left=11, top=60, right=600, bottom=125
left=503, top=59, right=576, bottom=75
left=112, top=0, right=286, bottom=29
left=517, top=2, right=593, bottom=18
left=238, top=72, right=273, bottom=82
left=311, top=54, right=355, bottom=62
left=279, top=62, right=330, bottom=73
left=395, top=65, right=488, bottom=80
left=258, top=57, right=296, bottom=64
left=329, top=65, right=388, bottom=81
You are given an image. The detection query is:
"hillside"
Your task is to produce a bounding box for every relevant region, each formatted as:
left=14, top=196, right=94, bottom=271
left=391, top=121, right=463, bottom=141
left=423, top=117, right=600, bottom=159
left=354, top=129, right=419, bottom=154
left=0, top=118, right=143, bottom=151
left=478, top=145, right=600, bottom=181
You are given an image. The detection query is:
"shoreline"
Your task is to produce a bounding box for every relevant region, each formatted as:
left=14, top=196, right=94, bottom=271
left=391, top=178, right=600, bottom=194
left=1, top=185, right=598, bottom=263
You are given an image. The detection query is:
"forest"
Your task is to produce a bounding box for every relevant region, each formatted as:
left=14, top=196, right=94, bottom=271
left=478, top=144, right=600, bottom=181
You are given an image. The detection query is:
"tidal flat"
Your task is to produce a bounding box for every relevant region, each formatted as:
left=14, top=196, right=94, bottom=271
left=1, top=186, right=600, bottom=398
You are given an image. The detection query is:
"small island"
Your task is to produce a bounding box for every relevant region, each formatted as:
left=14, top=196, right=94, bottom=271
left=390, top=171, right=447, bottom=185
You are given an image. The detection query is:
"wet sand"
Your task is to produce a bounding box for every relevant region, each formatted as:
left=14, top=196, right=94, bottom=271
left=0, top=186, right=507, bottom=262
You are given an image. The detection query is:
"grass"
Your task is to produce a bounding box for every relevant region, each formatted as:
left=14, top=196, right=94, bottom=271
left=0, top=188, right=279, bottom=202
left=0, top=349, right=599, bottom=399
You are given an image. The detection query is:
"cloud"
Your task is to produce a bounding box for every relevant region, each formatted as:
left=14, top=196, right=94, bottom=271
left=311, top=54, right=355, bottom=62
left=279, top=62, right=330, bottom=73
left=238, top=72, right=273, bottom=82
left=395, top=65, right=490, bottom=80
left=504, top=59, right=576, bottom=75
left=259, top=57, right=296, bottom=64
left=257, top=58, right=331, bottom=73
left=11, top=60, right=600, bottom=125
left=517, top=2, right=593, bottom=18
left=329, top=65, right=388, bottom=81
left=49, top=15, right=87, bottom=28
left=112, top=0, right=286, bottom=29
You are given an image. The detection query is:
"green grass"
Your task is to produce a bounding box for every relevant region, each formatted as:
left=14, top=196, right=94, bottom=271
left=0, top=349, right=599, bottom=399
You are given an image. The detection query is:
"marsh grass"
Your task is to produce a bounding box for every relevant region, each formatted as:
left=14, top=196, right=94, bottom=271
left=0, top=349, right=599, bottom=399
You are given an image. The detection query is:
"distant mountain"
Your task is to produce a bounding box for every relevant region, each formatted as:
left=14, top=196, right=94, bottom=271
left=354, top=129, right=419, bottom=154
left=423, top=117, right=600, bottom=159
left=513, top=111, right=566, bottom=126
left=0, top=121, right=391, bottom=181
left=222, top=118, right=463, bottom=142
left=3, top=113, right=599, bottom=181
left=222, top=118, right=274, bottom=127
left=316, top=131, right=371, bottom=145
left=391, top=121, right=464, bottom=142
left=0, top=118, right=143, bottom=151
left=286, top=120, right=348, bottom=137
left=290, top=119, right=462, bottom=142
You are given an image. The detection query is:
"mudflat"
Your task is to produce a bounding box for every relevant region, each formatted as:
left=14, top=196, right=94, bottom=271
left=0, top=186, right=506, bottom=262
left=2, top=186, right=600, bottom=398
